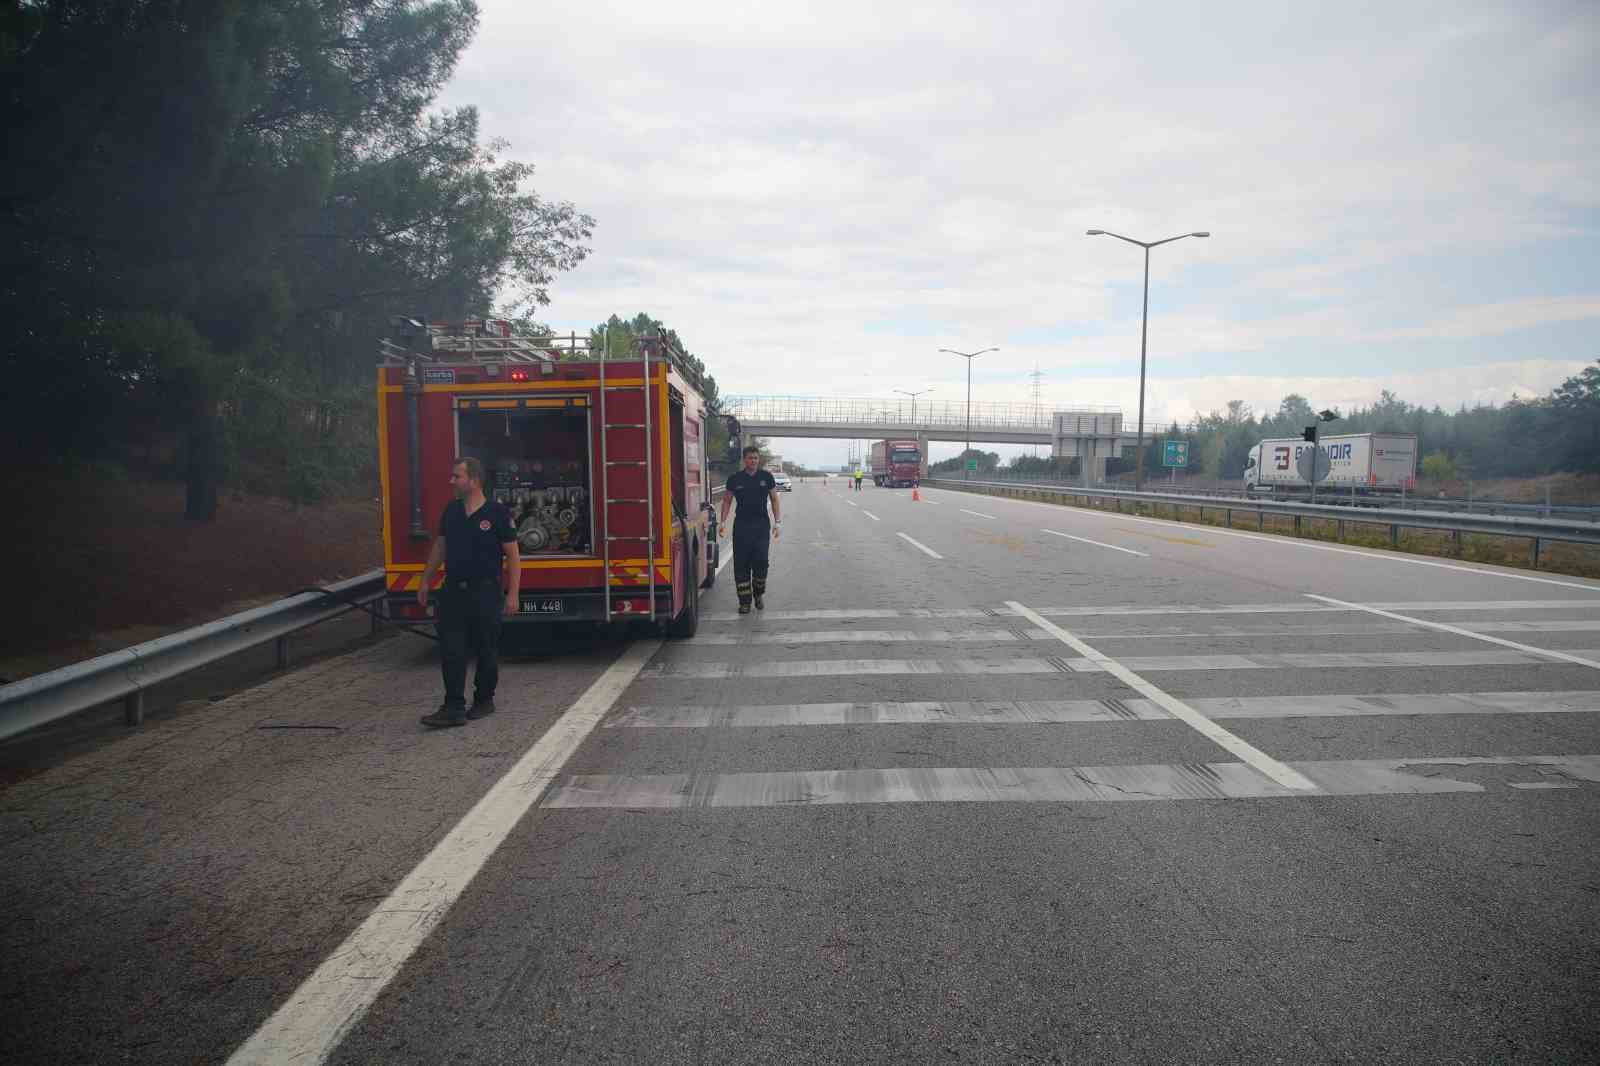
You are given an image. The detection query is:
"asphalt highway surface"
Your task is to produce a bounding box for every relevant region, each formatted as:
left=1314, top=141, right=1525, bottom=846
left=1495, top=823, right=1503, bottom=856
left=4, top=478, right=1599, bottom=1065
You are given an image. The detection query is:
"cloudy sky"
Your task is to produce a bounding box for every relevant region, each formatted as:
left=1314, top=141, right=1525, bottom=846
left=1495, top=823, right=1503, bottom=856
left=438, top=0, right=1598, bottom=467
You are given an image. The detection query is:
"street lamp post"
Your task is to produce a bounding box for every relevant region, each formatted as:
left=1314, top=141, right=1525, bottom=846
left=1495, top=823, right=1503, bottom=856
left=939, top=348, right=998, bottom=479
left=1086, top=228, right=1209, bottom=492
left=893, top=387, right=934, bottom=424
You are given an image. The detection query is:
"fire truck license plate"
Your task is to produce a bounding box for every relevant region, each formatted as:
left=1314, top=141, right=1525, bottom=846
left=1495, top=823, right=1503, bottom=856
left=521, top=598, right=568, bottom=615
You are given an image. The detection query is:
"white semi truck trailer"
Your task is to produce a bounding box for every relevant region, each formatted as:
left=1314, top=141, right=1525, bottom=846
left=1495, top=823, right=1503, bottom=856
left=1243, top=432, right=1418, bottom=496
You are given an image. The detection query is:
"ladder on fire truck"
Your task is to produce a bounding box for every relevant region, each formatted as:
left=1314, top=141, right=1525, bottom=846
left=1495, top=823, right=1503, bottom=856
left=598, top=326, right=656, bottom=624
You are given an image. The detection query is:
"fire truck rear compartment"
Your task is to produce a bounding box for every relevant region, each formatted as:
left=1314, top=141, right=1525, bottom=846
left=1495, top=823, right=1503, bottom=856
left=457, top=401, right=594, bottom=556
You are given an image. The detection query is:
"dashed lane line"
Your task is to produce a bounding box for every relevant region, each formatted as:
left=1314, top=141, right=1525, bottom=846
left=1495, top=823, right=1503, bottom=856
left=224, top=640, right=662, bottom=1066
left=960, top=508, right=998, bottom=520
left=897, top=532, right=944, bottom=559
left=1041, top=528, right=1148, bottom=557
left=862, top=510, right=881, bottom=521
left=1308, top=594, right=1600, bottom=671
left=1007, top=601, right=1317, bottom=792
left=939, top=489, right=1600, bottom=593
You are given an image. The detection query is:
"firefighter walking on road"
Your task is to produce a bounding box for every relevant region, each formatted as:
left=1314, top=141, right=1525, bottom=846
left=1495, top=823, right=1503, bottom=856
left=719, top=446, right=781, bottom=615
left=417, top=456, right=520, bottom=727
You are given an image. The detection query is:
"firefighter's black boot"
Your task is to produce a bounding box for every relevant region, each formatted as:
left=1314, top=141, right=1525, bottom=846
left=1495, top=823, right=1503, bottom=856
left=421, top=701, right=467, bottom=728
left=736, top=578, right=753, bottom=615
left=467, top=698, right=497, bottom=720
left=753, top=577, right=766, bottom=611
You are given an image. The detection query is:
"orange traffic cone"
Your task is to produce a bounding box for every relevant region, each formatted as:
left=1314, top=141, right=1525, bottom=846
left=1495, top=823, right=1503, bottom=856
left=912, top=486, right=921, bottom=501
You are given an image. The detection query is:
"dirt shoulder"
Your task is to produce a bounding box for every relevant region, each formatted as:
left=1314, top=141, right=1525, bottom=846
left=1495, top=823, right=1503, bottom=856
left=1, top=473, right=383, bottom=684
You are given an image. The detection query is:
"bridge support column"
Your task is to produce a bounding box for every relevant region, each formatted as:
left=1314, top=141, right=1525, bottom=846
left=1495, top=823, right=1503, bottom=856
left=918, top=434, right=929, bottom=482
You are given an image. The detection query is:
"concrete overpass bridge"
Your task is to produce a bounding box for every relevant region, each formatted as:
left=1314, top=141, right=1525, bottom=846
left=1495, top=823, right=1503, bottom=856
left=721, top=395, right=1139, bottom=477
left=722, top=395, right=1141, bottom=445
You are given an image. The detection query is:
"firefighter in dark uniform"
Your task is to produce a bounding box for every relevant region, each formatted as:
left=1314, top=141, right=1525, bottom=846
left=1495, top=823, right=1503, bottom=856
left=417, top=456, right=521, bottom=727
left=718, top=445, right=781, bottom=615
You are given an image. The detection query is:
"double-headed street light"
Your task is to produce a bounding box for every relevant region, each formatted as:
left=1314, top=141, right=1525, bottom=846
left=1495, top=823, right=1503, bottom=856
left=1086, top=228, right=1209, bottom=492
left=939, top=347, right=998, bottom=479
left=893, top=387, right=934, bottom=423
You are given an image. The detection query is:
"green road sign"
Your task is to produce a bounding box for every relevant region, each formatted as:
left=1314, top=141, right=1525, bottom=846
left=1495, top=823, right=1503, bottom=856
left=1163, top=440, right=1189, bottom=468
left=965, top=459, right=978, bottom=471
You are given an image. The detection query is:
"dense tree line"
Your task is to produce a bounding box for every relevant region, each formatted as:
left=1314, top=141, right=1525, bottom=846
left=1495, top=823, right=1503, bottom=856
left=991, top=360, right=1600, bottom=486
left=3, top=1, right=593, bottom=515
left=1149, top=361, right=1600, bottom=484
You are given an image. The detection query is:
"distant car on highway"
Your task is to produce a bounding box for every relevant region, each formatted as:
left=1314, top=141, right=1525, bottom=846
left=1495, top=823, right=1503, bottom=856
left=773, top=472, right=793, bottom=492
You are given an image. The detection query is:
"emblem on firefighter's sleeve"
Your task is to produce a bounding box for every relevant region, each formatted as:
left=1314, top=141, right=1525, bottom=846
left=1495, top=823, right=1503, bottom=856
left=479, top=519, right=491, bottom=531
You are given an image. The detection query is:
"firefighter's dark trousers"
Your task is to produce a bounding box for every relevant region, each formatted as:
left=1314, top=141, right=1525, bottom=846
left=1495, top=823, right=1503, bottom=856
left=438, top=578, right=503, bottom=707
left=732, top=523, right=771, bottom=606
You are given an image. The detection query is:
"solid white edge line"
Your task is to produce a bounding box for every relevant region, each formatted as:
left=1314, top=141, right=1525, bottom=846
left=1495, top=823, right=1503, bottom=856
left=1305, top=594, right=1600, bottom=671
left=960, top=508, right=998, bottom=520
left=960, top=490, right=1600, bottom=594
left=716, top=549, right=732, bottom=576
left=224, top=639, right=663, bottom=1066
left=862, top=510, right=881, bottom=521
left=1041, top=528, right=1148, bottom=557
left=897, top=532, right=944, bottom=559
left=1006, top=601, right=1319, bottom=791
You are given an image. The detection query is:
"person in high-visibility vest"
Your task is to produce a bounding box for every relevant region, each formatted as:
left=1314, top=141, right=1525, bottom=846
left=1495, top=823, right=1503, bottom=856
left=853, top=467, right=863, bottom=492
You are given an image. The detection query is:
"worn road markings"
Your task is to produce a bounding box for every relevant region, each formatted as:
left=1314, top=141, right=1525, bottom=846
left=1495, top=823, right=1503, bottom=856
left=897, top=532, right=944, bottom=559
left=1007, top=601, right=1318, bottom=791
left=607, top=691, right=1600, bottom=728
left=542, top=756, right=1600, bottom=809
left=862, top=510, right=881, bottom=521
left=1113, top=526, right=1212, bottom=547
left=1307, top=594, right=1600, bottom=671
left=225, top=640, right=662, bottom=1066
left=1041, top=529, right=1148, bottom=557
left=960, top=508, right=998, bottom=520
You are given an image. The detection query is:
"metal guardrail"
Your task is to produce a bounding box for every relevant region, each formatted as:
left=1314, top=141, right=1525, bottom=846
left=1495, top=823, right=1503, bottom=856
left=958, top=474, right=1600, bottom=522
left=927, top=479, right=1600, bottom=567
left=0, top=570, right=386, bottom=743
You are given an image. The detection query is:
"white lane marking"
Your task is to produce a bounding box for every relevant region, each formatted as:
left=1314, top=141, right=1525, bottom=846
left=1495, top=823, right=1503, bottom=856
left=844, top=499, right=858, bottom=508
left=955, top=490, right=1600, bottom=593
left=542, top=756, right=1600, bottom=808
left=1041, top=528, right=1148, bottom=557
left=225, top=640, right=662, bottom=1066
left=897, top=532, right=944, bottom=559
left=960, top=508, right=998, bottom=520
left=675, top=620, right=1600, bottom=643
left=694, top=600, right=1600, bottom=623
left=610, top=691, right=1600, bottom=727
left=645, top=659, right=1060, bottom=678
left=862, top=510, right=881, bottom=521
left=716, top=551, right=732, bottom=577
left=1307, top=594, right=1600, bottom=671
left=641, top=649, right=1600, bottom=678
left=694, top=629, right=1024, bottom=645
left=1007, top=601, right=1317, bottom=791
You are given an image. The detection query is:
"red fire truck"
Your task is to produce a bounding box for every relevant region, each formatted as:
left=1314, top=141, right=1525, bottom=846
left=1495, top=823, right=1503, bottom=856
left=376, top=320, right=717, bottom=637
